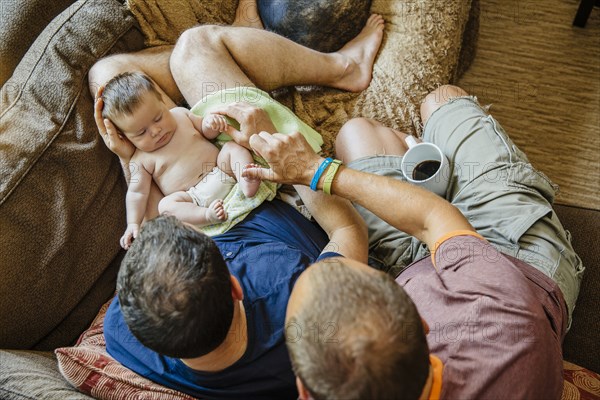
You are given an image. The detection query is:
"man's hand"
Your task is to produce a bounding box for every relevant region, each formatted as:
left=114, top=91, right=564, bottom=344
left=243, top=131, right=323, bottom=186
left=95, top=86, right=135, bottom=161
left=211, top=102, right=277, bottom=148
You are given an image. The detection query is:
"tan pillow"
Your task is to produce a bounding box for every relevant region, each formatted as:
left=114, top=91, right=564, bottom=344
left=55, top=298, right=195, bottom=400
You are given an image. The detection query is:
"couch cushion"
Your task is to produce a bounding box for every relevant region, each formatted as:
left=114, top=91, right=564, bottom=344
left=0, top=0, right=144, bottom=350
left=55, top=298, right=194, bottom=400
left=556, top=204, right=600, bottom=373
left=0, top=350, right=93, bottom=400
left=0, top=0, right=77, bottom=87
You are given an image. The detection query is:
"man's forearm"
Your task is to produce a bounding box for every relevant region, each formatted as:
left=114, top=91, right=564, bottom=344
left=323, top=166, right=474, bottom=251
left=245, top=131, right=474, bottom=251
left=294, top=185, right=368, bottom=263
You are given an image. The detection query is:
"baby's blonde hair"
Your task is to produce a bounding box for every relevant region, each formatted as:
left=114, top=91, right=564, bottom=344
left=102, top=71, right=163, bottom=121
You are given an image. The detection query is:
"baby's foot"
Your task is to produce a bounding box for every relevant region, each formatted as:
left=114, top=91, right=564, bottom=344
left=336, top=14, right=385, bottom=92
left=205, top=199, right=228, bottom=223
left=241, top=163, right=262, bottom=198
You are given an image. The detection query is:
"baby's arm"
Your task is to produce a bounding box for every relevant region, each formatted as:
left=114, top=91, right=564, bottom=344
left=188, top=111, right=229, bottom=140
left=121, top=158, right=153, bottom=249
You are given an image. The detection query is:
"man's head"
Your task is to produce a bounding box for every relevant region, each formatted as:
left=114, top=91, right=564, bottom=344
left=286, top=258, right=430, bottom=400
left=102, top=71, right=176, bottom=152
left=117, top=215, right=234, bottom=358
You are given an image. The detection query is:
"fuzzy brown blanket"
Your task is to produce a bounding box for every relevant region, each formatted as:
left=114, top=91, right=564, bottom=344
left=127, top=0, right=476, bottom=155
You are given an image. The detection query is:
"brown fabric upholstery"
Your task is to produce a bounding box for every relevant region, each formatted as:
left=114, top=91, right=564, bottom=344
left=0, top=0, right=78, bottom=87
left=0, top=0, right=144, bottom=350
left=556, top=204, right=600, bottom=373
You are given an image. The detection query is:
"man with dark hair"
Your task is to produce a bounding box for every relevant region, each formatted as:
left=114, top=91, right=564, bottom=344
left=105, top=188, right=366, bottom=397
left=115, top=215, right=234, bottom=358
left=245, top=85, right=583, bottom=399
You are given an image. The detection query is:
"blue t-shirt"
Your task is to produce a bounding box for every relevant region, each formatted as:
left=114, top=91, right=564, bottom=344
left=104, top=199, right=339, bottom=399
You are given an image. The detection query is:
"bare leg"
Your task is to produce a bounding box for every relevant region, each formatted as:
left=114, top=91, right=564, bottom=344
left=87, top=1, right=265, bottom=102
left=335, top=118, right=411, bottom=164
left=158, top=192, right=227, bottom=225
left=171, top=14, right=385, bottom=105
left=420, top=85, right=469, bottom=126
left=88, top=46, right=181, bottom=107
left=218, top=142, right=261, bottom=198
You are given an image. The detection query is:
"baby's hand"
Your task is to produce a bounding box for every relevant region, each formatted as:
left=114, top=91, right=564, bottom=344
left=203, top=114, right=229, bottom=133
left=120, top=223, right=139, bottom=250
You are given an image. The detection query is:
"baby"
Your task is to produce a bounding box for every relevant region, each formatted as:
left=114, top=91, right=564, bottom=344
left=101, top=72, right=260, bottom=249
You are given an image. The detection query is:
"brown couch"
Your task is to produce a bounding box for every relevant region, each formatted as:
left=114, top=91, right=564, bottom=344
left=0, top=0, right=597, bottom=398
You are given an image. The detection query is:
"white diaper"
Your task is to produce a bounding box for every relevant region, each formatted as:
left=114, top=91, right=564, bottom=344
left=186, top=167, right=236, bottom=208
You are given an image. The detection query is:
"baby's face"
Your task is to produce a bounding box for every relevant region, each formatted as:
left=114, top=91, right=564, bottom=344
left=113, top=92, right=177, bottom=152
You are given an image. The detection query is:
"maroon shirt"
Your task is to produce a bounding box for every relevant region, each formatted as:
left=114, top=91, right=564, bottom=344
left=397, top=233, right=567, bottom=399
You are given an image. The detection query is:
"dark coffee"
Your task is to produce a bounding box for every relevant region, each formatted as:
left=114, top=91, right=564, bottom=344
left=412, top=160, right=441, bottom=181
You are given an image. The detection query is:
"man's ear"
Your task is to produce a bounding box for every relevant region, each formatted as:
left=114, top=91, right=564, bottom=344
left=296, top=376, right=312, bottom=400
left=421, top=318, right=430, bottom=335
left=230, top=275, right=244, bottom=301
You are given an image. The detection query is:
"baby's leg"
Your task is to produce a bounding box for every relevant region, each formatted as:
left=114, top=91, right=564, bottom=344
left=158, top=192, right=227, bottom=225
left=218, top=141, right=261, bottom=198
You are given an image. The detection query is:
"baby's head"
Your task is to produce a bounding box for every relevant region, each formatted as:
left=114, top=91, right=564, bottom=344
left=102, top=71, right=163, bottom=122
left=102, top=71, right=176, bottom=152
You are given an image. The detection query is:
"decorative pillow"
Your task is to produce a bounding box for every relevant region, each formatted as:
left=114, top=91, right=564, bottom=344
left=56, top=298, right=195, bottom=400
left=561, top=361, right=600, bottom=400
left=257, top=0, right=372, bottom=52
left=0, top=0, right=144, bottom=350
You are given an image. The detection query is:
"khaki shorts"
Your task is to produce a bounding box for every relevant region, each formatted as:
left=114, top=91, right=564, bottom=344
left=187, top=167, right=236, bottom=208
left=348, top=97, right=584, bottom=321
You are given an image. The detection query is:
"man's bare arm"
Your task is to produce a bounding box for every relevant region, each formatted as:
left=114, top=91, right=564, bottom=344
left=294, top=185, right=368, bottom=262
left=245, top=131, right=474, bottom=252
left=94, top=87, right=163, bottom=220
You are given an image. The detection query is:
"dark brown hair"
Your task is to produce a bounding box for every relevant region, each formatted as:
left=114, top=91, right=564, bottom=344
left=117, top=215, right=233, bottom=358
left=101, top=71, right=163, bottom=122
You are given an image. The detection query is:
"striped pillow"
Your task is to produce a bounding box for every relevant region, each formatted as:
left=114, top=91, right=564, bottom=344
left=55, top=298, right=194, bottom=400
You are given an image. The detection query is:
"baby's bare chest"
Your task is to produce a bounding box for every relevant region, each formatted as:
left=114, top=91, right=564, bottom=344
left=148, top=133, right=220, bottom=194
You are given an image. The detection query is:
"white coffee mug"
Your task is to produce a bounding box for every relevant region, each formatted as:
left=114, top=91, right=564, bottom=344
left=400, top=136, right=450, bottom=197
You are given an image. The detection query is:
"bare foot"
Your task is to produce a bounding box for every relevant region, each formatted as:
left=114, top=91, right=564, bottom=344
left=240, top=163, right=262, bottom=198
left=336, top=14, right=385, bottom=92
left=232, top=0, right=264, bottom=29
left=205, top=199, right=228, bottom=223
